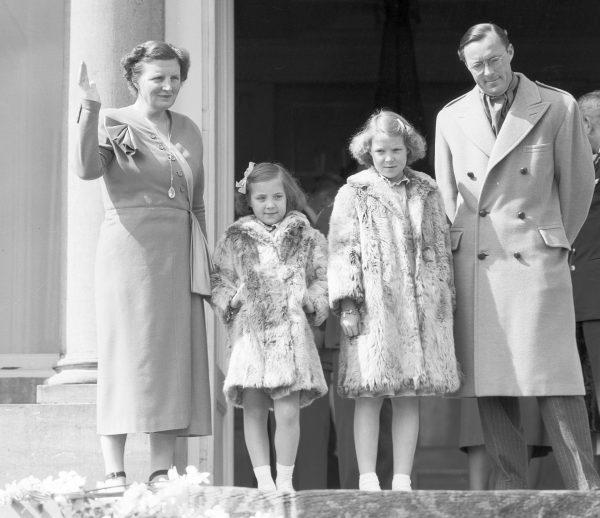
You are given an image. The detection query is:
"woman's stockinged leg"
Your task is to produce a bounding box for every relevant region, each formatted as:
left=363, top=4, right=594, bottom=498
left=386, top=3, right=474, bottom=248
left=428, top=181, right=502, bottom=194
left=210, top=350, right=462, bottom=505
left=100, top=434, right=127, bottom=486
left=390, top=396, right=419, bottom=490
left=149, top=433, right=176, bottom=474
left=100, top=434, right=127, bottom=473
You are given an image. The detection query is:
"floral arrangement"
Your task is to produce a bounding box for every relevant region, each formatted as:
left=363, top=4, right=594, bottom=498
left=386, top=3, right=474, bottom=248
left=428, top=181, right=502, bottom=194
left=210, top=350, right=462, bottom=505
left=0, top=467, right=277, bottom=518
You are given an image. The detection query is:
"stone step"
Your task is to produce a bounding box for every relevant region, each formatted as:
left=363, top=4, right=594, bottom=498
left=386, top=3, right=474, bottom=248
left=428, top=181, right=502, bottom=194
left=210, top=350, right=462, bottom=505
left=171, top=486, right=600, bottom=517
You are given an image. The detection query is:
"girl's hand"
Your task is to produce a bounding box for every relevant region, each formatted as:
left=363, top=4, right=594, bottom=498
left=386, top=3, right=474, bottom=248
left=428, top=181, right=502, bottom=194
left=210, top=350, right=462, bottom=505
left=230, top=283, right=245, bottom=309
left=340, top=310, right=361, bottom=337
left=78, top=61, right=101, bottom=102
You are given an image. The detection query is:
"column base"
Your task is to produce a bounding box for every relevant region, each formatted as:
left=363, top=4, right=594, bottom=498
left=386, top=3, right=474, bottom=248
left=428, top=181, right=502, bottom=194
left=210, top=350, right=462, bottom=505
left=45, top=358, right=97, bottom=385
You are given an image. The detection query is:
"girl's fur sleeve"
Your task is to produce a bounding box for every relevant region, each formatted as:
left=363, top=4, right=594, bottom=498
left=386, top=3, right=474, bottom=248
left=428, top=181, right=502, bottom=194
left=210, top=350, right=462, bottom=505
left=210, top=234, right=239, bottom=324
left=432, top=187, right=456, bottom=311
left=327, top=185, right=364, bottom=315
left=304, top=228, right=329, bottom=327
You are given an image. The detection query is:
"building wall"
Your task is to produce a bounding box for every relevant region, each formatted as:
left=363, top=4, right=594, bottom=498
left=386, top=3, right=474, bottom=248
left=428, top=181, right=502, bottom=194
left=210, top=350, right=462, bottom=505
left=0, top=0, right=67, bottom=359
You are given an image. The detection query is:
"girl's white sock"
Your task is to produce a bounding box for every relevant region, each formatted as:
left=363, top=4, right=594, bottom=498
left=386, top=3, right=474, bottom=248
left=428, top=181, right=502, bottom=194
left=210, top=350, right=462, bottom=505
left=276, top=463, right=295, bottom=492
left=392, top=473, right=412, bottom=491
left=253, top=465, right=276, bottom=491
left=359, top=472, right=381, bottom=491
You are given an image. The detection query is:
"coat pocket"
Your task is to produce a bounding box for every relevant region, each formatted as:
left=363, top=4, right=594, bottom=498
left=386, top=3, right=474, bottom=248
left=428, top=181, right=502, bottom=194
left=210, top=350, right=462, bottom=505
left=538, top=225, right=570, bottom=250
left=450, top=228, right=464, bottom=251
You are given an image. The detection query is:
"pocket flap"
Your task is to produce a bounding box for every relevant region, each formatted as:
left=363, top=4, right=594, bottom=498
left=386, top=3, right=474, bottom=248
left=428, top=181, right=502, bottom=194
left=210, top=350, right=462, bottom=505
left=538, top=226, right=570, bottom=250
left=450, top=229, right=464, bottom=251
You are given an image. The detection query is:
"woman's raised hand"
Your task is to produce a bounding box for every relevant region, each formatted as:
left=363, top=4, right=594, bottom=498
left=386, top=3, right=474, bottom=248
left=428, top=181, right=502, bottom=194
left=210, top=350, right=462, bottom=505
left=78, top=61, right=100, bottom=103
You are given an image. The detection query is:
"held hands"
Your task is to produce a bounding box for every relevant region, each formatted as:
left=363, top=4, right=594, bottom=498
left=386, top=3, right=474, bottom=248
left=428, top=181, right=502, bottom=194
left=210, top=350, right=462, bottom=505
left=340, top=303, right=361, bottom=338
left=230, top=283, right=245, bottom=309
left=78, top=61, right=101, bottom=103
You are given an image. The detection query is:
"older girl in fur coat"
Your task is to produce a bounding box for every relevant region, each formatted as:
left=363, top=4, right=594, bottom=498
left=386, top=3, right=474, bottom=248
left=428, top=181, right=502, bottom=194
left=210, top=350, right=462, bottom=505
left=211, top=162, right=329, bottom=491
left=328, top=111, right=461, bottom=491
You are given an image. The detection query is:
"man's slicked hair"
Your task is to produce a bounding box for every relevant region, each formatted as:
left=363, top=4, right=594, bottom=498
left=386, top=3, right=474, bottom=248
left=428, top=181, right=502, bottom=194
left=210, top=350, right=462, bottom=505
left=458, top=23, right=510, bottom=62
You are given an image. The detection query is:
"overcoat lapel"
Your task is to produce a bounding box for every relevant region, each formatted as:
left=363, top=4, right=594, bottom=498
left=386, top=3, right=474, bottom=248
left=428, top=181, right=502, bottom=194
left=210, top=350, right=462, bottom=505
left=455, top=87, right=495, bottom=158
left=487, top=74, right=550, bottom=172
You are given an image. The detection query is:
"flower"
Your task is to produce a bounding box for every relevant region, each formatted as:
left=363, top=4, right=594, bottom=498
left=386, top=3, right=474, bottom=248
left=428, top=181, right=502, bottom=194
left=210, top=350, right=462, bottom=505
left=0, top=468, right=244, bottom=518
left=235, top=162, right=255, bottom=194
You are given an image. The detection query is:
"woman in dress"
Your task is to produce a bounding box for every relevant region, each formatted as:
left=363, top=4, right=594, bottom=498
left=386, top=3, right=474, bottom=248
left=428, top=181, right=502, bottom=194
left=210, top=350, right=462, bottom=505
left=75, top=41, right=212, bottom=486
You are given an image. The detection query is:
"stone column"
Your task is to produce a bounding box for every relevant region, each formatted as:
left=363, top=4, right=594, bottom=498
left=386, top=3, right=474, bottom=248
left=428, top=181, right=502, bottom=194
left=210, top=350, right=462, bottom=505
left=45, top=0, right=165, bottom=386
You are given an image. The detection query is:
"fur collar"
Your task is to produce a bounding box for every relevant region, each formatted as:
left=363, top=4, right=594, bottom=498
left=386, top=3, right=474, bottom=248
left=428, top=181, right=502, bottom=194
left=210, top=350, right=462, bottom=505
left=226, top=210, right=311, bottom=246
left=345, top=168, right=436, bottom=223
left=347, top=167, right=435, bottom=199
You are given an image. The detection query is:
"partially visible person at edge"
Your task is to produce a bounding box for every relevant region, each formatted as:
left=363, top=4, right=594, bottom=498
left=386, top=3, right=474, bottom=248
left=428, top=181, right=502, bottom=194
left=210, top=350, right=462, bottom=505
left=75, top=41, right=212, bottom=487
left=328, top=109, right=461, bottom=492
left=435, top=22, right=600, bottom=489
left=572, top=90, right=600, bottom=466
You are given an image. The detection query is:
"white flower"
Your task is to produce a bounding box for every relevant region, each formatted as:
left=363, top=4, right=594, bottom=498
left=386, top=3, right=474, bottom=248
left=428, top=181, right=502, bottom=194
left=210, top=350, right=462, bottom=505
left=41, top=470, right=86, bottom=495
left=204, top=504, right=230, bottom=518
left=184, top=465, right=211, bottom=485
left=251, top=512, right=283, bottom=518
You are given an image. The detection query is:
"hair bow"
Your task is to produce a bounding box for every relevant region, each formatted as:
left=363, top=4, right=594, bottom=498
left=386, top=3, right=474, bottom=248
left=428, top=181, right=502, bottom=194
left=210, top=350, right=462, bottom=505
left=236, top=162, right=255, bottom=194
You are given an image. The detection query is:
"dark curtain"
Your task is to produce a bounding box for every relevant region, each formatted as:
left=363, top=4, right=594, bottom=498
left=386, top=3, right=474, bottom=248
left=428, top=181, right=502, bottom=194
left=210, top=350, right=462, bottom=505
left=374, top=0, right=424, bottom=131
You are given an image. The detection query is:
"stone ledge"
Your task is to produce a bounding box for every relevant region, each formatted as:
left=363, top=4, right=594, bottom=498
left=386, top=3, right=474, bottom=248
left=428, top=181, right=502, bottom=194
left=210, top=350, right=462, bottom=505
left=185, top=487, right=600, bottom=518
left=36, top=383, right=97, bottom=404
left=0, top=403, right=148, bottom=485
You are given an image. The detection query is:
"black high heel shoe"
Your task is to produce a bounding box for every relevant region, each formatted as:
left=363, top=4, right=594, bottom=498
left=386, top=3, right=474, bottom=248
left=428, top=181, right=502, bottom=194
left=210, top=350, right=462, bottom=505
left=148, top=469, right=169, bottom=484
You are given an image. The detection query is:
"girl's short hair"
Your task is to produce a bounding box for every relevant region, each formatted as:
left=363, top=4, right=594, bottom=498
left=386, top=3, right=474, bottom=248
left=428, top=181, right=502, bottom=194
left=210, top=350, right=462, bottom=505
left=234, top=162, right=307, bottom=217
left=349, top=110, right=426, bottom=167
left=121, top=40, right=190, bottom=95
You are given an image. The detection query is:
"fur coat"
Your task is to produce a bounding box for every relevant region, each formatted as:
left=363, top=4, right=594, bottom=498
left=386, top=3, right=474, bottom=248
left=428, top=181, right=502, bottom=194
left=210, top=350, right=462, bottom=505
left=211, top=210, right=329, bottom=407
left=328, top=168, right=461, bottom=397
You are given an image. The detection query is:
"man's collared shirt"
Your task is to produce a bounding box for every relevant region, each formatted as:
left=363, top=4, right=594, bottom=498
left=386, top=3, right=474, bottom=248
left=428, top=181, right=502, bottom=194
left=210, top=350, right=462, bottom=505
left=480, top=73, right=520, bottom=135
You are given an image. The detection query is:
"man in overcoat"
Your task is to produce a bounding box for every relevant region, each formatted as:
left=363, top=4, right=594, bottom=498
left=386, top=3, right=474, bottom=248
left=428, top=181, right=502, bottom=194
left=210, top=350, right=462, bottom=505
left=435, top=22, right=599, bottom=489
left=572, top=91, right=600, bottom=457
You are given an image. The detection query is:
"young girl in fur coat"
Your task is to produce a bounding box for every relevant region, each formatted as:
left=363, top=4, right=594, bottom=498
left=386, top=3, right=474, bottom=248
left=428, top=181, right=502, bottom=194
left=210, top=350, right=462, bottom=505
left=211, top=162, right=329, bottom=491
left=328, top=111, right=461, bottom=491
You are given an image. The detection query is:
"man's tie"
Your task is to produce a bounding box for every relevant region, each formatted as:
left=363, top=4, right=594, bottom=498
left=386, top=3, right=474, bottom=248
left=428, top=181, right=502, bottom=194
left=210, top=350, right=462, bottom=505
left=486, top=95, right=506, bottom=135
left=593, top=153, right=600, bottom=175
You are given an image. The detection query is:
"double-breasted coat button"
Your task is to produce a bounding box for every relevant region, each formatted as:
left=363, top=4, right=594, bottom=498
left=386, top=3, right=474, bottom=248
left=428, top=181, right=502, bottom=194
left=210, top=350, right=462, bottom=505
left=570, top=265, right=576, bottom=271
left=571, top=247, right=576, bottom=254
left=517, top=211, right=526, bottom=219
left=479, top=209, right=489, bottom=217
left=179, top=186, right=185, bottom=192
left=177, top=171, right=183, bottom=177
left=159, top=144, right=166, bottom=150
left=520, top=167, right=528, bottom=175
left=150, top=134, right=158, bottom=140
left=478, top=251, right=489, bottom=260
left=513, top=252, right=522, bottom=259
left=467, top=172, right=476, bottom=179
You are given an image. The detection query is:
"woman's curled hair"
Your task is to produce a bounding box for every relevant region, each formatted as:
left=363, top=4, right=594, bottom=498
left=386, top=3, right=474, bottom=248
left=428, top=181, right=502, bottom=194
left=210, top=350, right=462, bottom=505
left=121, top=40, right=190, bottom=94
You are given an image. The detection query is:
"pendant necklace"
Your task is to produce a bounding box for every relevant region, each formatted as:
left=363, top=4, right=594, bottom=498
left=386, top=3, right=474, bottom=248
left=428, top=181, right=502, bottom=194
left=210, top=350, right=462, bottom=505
left=145, top=111, right=176, bottom=199
left=166, top=133, right=176, bottom=199
left=164, top=113, right=176, bottom=199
